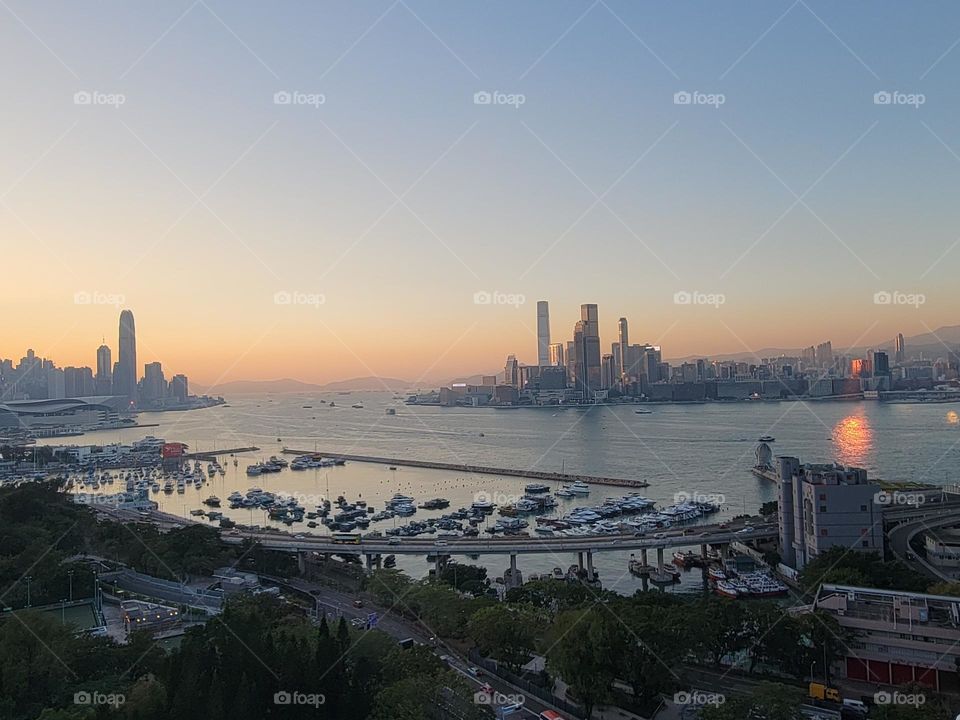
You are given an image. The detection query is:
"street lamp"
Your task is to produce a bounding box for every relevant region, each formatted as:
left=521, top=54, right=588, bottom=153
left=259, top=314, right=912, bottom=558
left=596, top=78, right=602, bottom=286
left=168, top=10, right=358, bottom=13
left=25, top=576, right=32, bottom=608
left=68, top=570, right=74, bottom=602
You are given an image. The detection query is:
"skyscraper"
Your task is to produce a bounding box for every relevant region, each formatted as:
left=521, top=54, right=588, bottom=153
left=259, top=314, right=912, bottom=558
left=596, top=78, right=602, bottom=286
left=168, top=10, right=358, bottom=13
left=617, top=317, right=629, bottom=386
left=895, top=333, right=905, bottom=364
left=536, top=301, right=551, bottom=367
left=548, top=342, right=565, bottom=368
left=573, top=304, right=601, bottom=397
left=115, top=310, right=138, bottom=404
left=503, top=355, right=519, bottom=388
left=95, top=343, right=112, bottom=395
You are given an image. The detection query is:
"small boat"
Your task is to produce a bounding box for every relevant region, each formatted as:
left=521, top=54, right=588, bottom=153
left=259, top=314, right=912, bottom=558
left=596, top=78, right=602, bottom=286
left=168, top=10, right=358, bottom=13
left=524, top=483, right=550, bottom=493
left=568, top=481, right=590, bottom=495
left=634, top=409, right=653, bottom=414
left=203, top=496, right=221, bottom=507
left=758, top=435, right=775, bottom=443
left=351, top=403, right=363, bottom=409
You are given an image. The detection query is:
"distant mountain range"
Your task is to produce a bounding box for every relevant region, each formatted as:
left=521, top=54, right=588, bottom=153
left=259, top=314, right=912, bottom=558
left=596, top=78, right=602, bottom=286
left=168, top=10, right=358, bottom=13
left=668, top=325, right=960, bottom=364
left=194, top=376, right=414, bottom=394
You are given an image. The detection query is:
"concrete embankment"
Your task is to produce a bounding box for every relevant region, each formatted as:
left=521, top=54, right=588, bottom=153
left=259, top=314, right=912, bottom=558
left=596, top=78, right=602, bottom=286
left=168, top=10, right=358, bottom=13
left=280, top=448, right=649, bottom=488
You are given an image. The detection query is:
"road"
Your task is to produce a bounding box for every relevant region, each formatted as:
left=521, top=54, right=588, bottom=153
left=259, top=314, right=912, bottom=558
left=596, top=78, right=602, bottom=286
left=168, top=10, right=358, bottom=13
left=887, top=509, right=960, bottom=581
left=265, top=574, right=564, bottom=719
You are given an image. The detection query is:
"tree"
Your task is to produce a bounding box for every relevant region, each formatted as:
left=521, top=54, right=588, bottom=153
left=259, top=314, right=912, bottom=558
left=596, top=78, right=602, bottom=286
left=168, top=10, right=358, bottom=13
left=700, top=683, right=804, bottom=720
left=440, top=563, right=489, bottom=597
left=467, top=604, right=545, bottom=672
left=688, top=598, right=751, bottom=666
left=797, top=546, right=927, bottom=594
left=545, top=609, right=620, bottom=718
left=927, top=581, right=960, bottom=597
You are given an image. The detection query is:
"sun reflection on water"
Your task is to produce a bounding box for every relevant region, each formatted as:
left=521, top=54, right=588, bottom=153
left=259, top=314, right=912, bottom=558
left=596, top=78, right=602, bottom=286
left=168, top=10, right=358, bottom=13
left=832, top=414, right=873, bottom=466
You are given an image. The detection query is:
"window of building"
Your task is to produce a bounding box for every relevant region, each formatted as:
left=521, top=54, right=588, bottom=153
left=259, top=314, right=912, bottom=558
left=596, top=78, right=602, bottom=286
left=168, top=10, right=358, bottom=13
left=819, top=493, right=826, bottom=500
left=860, top=505, right=867, bottom=511
left=820, top=506, right=827, bottom=513
left=820, top=528, right=828, bottom=536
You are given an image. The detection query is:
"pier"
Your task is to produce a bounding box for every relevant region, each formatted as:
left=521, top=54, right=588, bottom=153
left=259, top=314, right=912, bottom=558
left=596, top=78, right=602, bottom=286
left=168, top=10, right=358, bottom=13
left=280, top=448, right=649, bottom=488
left=183, top=446, right=260, bottom=459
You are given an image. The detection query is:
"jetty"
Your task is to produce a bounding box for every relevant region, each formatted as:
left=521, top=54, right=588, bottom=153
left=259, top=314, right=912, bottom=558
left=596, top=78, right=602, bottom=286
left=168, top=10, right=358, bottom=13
left=280, top=448, right=649, bottom=488
left=184, top=446, right=260, bottom=460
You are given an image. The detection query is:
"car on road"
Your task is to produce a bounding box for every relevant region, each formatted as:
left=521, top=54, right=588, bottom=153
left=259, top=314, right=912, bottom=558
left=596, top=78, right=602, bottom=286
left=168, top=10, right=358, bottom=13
left=294, top=534, right=305, bottom=539
left=352, top=599, right=363, bottom=608
left=653, top=532, right=667, bottom=539
left=500, top=701, right=525, bottom=715
left=350, top=618, right=365, bottom=629
left=718, top=523, right=729, bottom=529
left=388, top=537, right=401, bottom=545
left=435, top=540, right=448, bottom=546
left=479, top=683, right=494, bottom=695
left=467, top=666, right=482, bottom=677
left=736, top=526, right=755, bottom=535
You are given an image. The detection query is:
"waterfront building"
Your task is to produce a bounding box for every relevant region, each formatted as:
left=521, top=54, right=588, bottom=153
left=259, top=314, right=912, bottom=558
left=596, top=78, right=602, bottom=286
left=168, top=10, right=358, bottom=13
left=573, top=304, right=601, bottom=397
left=924, top=528, right=960, bottom=570
left=777, top=456, right=882, bottom=570
left=548, top=343, right=565, bottom=368
left=600, top=354, right=614, bottom=390
left=142, top=362, right=167, bottom=404
left=816, top=341, right=833, bottom=368
left=895, top=332, right=905, bottom=364
left=536, top=300, right=551, bottom=367
left=114, top=310, right=138, bottom=405
left=503, top=355, right=519, bottom=388
left=812, top=584, right=960, bottom=691
left=95, top=344, right=112, bottom=395
left=617, top=317, right=629, bottom=387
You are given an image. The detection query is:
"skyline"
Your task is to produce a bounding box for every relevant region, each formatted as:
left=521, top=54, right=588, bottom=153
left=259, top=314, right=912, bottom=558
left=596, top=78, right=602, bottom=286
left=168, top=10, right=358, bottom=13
left=3, top=1, right=960, bottom=384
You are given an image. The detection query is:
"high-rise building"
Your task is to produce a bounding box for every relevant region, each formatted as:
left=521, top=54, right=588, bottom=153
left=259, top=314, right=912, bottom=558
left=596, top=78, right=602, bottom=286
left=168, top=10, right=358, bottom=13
left=95, top=343, right=112, bottom=395
left=617, top=317, right=629, bottom=386
left=601, top=354, right=614, bottom=390
left=873, top=351, right=890, bottom=377
left=169, top=374, right=189, bottom=402
left=536, top=301, right=551, bottom=367
left=895, top=333, right=905, bottom=364
left=573, top=304, right=601, bottom=397
left=115, top=310, right=138, bottom=405
left=503, top=355, right=519, bottom=388
left=565, top=341, right=575, bottom=384
left=816, top=341, right=833, bottom=369
left=548, top=343, right=565, bottom=368
left=142, top=362, right=167, bottom=403
left=63, top=366, right=94, bottom=397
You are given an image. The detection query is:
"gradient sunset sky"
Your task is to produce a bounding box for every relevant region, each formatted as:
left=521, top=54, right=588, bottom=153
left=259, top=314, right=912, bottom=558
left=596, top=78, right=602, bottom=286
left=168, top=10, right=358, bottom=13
left=2, top=1, right=959, bottom=385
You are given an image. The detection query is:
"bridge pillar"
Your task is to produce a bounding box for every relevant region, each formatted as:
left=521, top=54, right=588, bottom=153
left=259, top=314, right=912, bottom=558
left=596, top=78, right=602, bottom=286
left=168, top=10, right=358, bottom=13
left=656, top=547, right=664, bottom=571
left=297, top=551, right=306, bottom=574
left=504, top=553, right=522, bottom=590
left=577, top=551, right=584, bottom=571
left=365, top=554, right=381, bottom=570
left=701, top=544, right=708, bottom=563
left=641, top=548, right=648, bottom=567
left=586, top=550, right=595, bottom=582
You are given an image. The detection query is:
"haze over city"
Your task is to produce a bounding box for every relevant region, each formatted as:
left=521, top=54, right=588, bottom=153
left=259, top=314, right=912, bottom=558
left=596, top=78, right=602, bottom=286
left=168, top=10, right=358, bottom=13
left=3, top=1, right=960, bottom=385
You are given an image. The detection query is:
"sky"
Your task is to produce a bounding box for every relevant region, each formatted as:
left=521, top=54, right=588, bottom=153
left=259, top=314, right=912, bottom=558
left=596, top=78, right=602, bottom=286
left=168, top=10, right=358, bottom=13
left=2, top=1, right=959, bottom=385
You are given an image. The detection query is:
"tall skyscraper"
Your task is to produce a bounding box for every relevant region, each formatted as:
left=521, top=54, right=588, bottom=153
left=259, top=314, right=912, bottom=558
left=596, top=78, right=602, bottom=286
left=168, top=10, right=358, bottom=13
left=573, top=304, right=601, bottom=397
left=536, top=301, right=551, bottom=367
left=895, top=333, right=905, bottom=364
left=95, top=343, right=112, bottom=395
left=503, top=355, right=519, bottom=388
left=617, top=317, right=629, bottom=385
left=115, top=310, right=138, bottom=404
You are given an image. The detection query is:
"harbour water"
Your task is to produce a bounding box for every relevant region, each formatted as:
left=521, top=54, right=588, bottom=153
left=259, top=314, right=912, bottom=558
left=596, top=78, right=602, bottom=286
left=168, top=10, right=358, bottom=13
left=52, top=393, right=960, bottom=594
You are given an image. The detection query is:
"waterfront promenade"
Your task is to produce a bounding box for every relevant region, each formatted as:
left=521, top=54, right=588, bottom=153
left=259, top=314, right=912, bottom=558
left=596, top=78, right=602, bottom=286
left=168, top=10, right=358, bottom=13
left=281, top=448, right=650, bottom=488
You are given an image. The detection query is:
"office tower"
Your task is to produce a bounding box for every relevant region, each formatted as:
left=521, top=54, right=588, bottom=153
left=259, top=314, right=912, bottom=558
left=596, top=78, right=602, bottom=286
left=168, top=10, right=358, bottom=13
left=503, top=355, right=519, bottom=388
left=574, top=304, right=601, bottom=396
left=115, top=310, right=138, bottom=404
left=64, top=366, right=94, bottom=397
left=565, top=341, right=575, bottom=384
left=617, top=317, right=629, bottom=385
left=143, top=362, right=167, bottom=403
left=873, top=351, right=890, bottom=376
left=536, top=301, right=551, bottom=367
left=95, top=343, right=112, bottom=394
left=601, top=354, right=614, bottom=390
left=548, top=343, right=565, bottom=368
left=895, top=333, right=905, bottom=364
left=816, top=341, right=833, bottom=369
left=170, top=374, right=189, bottom=402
